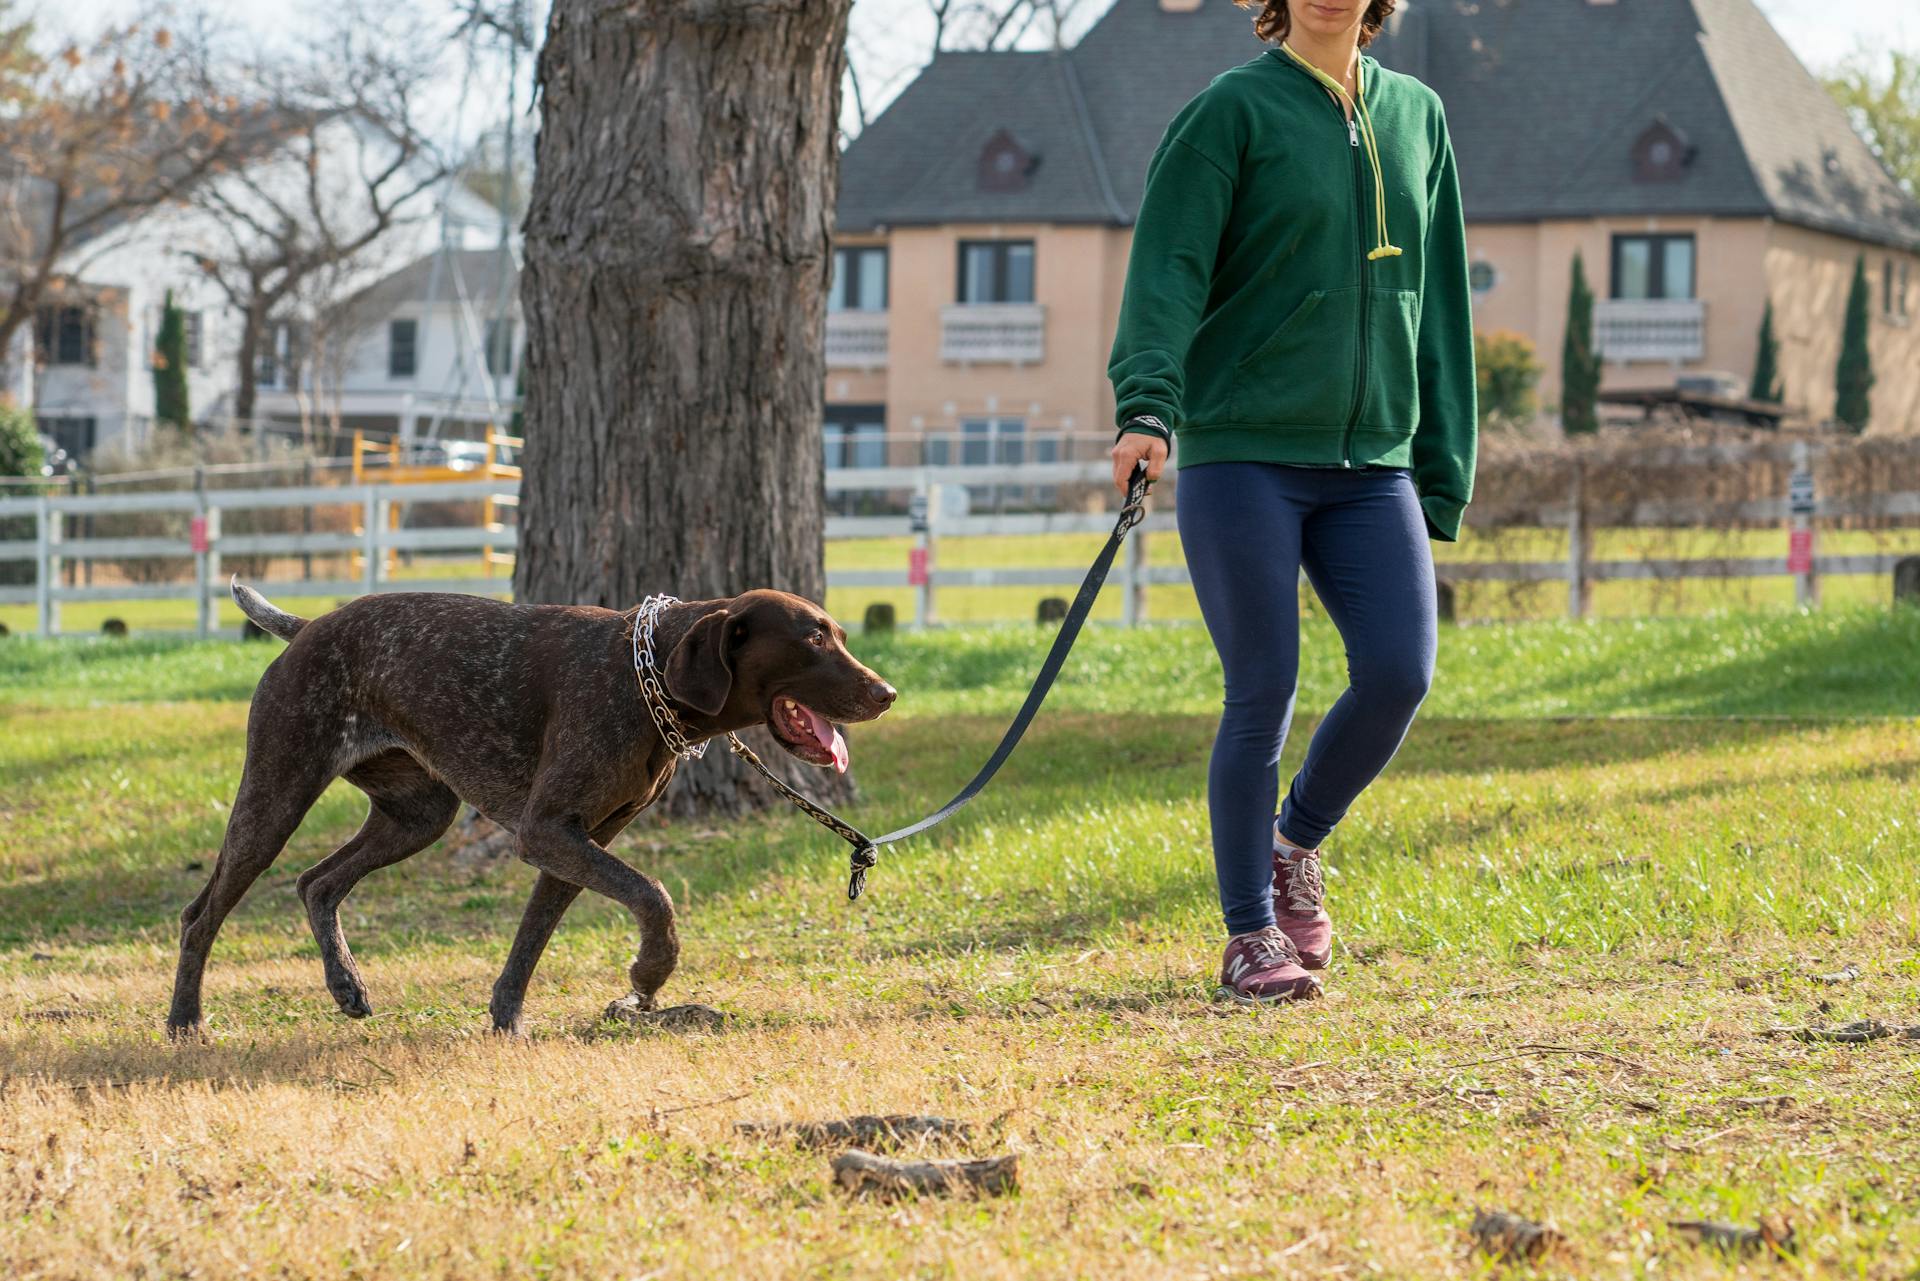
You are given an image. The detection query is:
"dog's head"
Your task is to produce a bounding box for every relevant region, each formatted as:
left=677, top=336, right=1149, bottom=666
left=661, top=589, right=894, bottom=772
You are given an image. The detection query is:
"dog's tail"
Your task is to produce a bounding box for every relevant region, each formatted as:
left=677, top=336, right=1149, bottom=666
left=230, top=577, right=308, bottom=642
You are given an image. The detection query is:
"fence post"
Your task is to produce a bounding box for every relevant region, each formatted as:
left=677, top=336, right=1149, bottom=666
left=1122, top=523, right=1146, bottom=627
left=910, top=473, right=933, bottom=630
left=34, top=494, right=52, bottom=638
left=193, top=490, right=212, bottom=639
left=1566, top=459, right=1589, bottom=621
left=1789, top=439, right=1818, bottom=609
left=363, top=487, right=381, bottom=596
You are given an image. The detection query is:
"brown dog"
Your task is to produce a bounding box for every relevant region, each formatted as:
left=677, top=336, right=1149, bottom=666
left=165, top=583, right=895, bottom=1037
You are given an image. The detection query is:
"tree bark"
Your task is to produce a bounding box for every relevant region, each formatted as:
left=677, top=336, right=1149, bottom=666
left=517, top=0, right=853, bottom=817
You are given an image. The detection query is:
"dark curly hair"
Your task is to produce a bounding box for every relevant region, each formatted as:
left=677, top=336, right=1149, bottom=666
left=1234, top=0, right=1399, bottom=47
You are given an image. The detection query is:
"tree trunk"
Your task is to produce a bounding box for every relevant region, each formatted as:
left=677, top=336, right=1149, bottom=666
left=517, top=0, right=853, bottom=817
left=232, top=294, right=266, bottom=430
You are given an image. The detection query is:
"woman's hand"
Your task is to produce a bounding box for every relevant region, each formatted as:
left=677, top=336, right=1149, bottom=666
left=1111, top=431, right=1169, bottom=493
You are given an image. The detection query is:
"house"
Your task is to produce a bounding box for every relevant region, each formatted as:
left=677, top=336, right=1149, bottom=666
left=252, top=245, right=522, bottom=444
left=22, top=114, right=498, bottom=462
left=829, top=0, right=1920, bottom=458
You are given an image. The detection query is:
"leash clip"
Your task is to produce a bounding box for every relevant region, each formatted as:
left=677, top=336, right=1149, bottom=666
left=847, top=842, right=879, bottom=902
left=1118, top=459, right=1152, bottom=534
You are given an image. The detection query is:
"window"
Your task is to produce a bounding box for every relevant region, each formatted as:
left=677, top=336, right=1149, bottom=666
left=824, top=405, right=886, bottom=469
left=485, top=319, right=516, bottom=376
left=959, top=416, right=1030, bottom=510
left=829, top=247, right=888, bottom=313
left=38, top=415, right=96, bottom=461
left=34, top=305, right=95, bottom=367
left=256, top=320, right=306, bottom=389
left=1468, top=260, right=1497, bottom=296
left=184, top=311, right=204, bottom=370
left=1610, top=233, right=1694, bottom=300
left=389, top=319, right=418, bottom=378
left=1884, top=259, right=1908, bottom=320
left=1904, top=262, right=1913, bottom=319
left=957, top=241, right=1035, bottom=303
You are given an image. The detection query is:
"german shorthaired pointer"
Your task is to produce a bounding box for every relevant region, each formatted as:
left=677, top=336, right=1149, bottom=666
left=166, top=582, right=894, bottom=1038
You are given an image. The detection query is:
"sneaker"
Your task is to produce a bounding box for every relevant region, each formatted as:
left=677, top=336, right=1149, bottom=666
left=1273, top=826, right=1333, bottom=970
left=1216, top=926, right=1322, bottom=1004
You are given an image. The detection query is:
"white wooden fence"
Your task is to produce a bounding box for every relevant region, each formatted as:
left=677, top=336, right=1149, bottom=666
left=2, top=451, right=1917, bottom=638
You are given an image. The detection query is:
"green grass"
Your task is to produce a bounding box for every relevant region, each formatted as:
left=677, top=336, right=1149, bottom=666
left=3, top=610, right=1920, bottom=1277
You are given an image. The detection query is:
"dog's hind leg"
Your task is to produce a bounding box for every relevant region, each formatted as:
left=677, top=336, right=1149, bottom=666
left=296, top=751, right=459, bottom=1018
left=168, top=760, right=332, bottom=1038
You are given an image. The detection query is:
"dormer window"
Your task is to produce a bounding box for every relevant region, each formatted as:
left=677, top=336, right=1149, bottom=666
left=978, top=129, right=1038, bottom=194
left=1632, top=118, right=1694, bottom=182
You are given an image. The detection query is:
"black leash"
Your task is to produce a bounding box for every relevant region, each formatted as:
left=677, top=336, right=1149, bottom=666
left=728, top=460, right=1154, bottom=901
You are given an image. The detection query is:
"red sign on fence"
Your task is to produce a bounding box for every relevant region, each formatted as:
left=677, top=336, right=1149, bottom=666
left=189, top=516, right=209, bottom=554
left=907, top=547, right=929, bottom=587
left=1787, top=528, right=1813, bottom=574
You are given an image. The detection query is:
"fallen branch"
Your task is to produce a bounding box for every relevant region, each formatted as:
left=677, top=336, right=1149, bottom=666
left=831, top=1148, right=1019, bottom=1198
left=1763, top=1020, right=1920, bottom=1044
left=1443, top=1043, right=1652, bottom=1074
left=602, top=996, right=728, bottom=1032
left=1469, top=1209, right=1562, bottom=1262
left=1668, top=1217, right=1795, bottom=1256
left=735, top=1115, right=970, bottom=1150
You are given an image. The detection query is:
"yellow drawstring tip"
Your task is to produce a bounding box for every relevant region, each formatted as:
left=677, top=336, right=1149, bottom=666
left=1368, top=245, right=1404, bottom=260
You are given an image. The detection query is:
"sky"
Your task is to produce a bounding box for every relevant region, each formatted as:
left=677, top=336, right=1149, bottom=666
left=30, top=0, right=1917, bottom=148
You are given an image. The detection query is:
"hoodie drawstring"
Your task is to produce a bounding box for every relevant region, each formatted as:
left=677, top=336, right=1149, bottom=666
left=1280, top=43, right=1403, bottom=261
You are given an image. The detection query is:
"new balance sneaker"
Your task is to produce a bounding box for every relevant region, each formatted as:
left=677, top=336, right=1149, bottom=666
left=1217, top=925, right=1322, bottom=1004
left=1273, top=825, right=1333, bottom=970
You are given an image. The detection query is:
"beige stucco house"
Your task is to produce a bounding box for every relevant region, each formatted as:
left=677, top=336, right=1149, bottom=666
left=828, top=0, right=1920, bottom=466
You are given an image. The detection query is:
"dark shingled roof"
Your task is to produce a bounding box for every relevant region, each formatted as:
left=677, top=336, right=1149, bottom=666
left=837, top=0, right=1920, bottom=251
left=343, top=247, right=519, bottom=317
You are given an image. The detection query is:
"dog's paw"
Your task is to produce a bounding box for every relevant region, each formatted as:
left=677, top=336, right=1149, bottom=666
left=165, top=1017, right=209, bottom=1043
left=602, top=995, right=727, bottom=1033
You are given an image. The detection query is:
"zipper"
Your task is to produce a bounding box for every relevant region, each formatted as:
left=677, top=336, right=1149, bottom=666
left=1285, top=51, right=1373, bottom=469
left=1345, top=119, right=1368, bottom=470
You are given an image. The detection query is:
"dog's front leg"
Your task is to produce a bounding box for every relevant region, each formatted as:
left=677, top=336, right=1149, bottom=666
left=489, top=871, right=584, bottom=1035
left=513, top=816, right=679, bottom=1014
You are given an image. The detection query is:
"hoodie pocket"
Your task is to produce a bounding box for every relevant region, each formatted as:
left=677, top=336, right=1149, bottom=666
left=1231, top=287, right=1361, bottom=426
left=1358, top=287, right=1421, bottom=432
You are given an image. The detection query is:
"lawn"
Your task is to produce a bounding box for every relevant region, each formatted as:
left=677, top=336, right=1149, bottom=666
left=2, top=609, right=1919, bottom=1278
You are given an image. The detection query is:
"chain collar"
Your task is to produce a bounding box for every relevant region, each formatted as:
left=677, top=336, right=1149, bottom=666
left=633, top=593, right=709, bottom=760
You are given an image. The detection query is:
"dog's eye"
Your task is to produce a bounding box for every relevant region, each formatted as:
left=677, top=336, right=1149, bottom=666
left=807, top=628, right=827, bottom=647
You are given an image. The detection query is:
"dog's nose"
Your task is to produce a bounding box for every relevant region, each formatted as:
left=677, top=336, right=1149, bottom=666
left=869, top=679, right=897, bottom=708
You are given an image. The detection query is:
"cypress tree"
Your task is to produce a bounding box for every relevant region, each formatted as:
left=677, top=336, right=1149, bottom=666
left=1835, top=254, right=1875, bottom=433
left=1560, top=252, right=1601, bottom=435
left=1749, top=299, right=1783, bottom=404
left=153, top=291, right=190, bottom=431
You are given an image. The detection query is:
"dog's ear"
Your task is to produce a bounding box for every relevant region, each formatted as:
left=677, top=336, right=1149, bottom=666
left=662, top=609, right=733, bottom=717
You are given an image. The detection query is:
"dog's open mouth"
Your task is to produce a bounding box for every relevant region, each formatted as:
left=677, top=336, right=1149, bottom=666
left=768, top=696, right=849, bottom=772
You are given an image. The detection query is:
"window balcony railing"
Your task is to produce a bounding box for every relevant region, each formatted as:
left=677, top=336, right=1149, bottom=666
left=940, top=302, right=1046, bottom=365
left=1594, top=298, right=1706, bottom=363
left=825, top=310, right=888, bottom=369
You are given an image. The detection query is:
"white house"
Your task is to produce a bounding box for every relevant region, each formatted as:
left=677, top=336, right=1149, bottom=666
left=253, top=244, right=522, bottom=445
left=26, top=113, right=501, bottom=462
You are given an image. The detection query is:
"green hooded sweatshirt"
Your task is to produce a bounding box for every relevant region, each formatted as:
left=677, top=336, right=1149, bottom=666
left=1108, top=47, right=1478, bottom=540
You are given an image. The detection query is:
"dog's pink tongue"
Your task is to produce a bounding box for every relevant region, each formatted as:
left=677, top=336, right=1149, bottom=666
left=800, top=704, right=849, bottom=773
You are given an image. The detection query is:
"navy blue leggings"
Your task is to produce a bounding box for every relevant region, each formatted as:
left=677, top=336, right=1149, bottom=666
left=1177, top=461, right=1437, bottom=936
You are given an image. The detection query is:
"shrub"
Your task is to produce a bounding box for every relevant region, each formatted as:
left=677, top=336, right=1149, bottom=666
left=1561, top=252, right=1602, bottom=436
left=1475, top=329, right=1542, bottom=430
left=85, top=429, right=353, bottom=583
left=0, top=399, right=45, bottom=587
left=1836, top=254, right=1875, bottom=433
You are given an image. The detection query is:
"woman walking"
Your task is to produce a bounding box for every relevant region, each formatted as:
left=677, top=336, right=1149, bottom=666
left=1108, top=0, right=1476, bottom=1003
